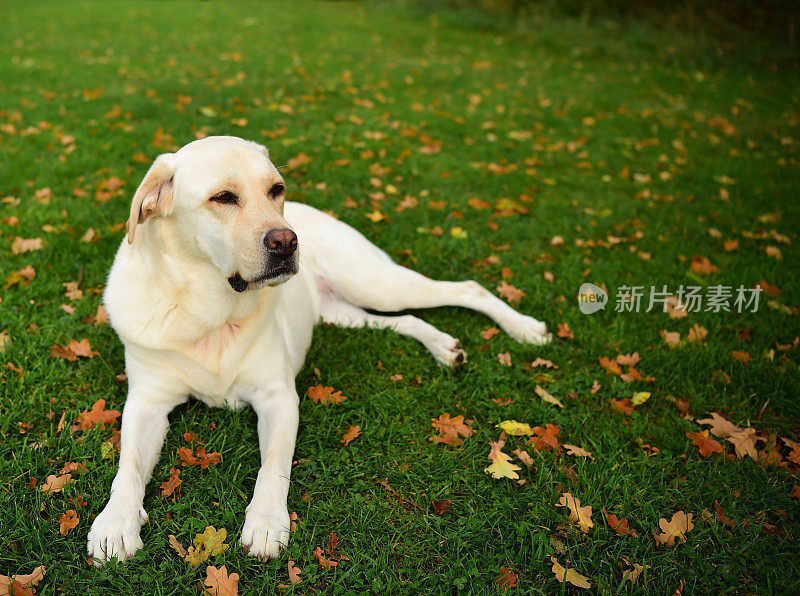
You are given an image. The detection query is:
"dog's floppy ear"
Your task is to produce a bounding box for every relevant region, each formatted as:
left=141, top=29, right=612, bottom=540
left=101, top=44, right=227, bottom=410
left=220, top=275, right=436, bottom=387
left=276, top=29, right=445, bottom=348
left=126, top=153, right=176, bottom=244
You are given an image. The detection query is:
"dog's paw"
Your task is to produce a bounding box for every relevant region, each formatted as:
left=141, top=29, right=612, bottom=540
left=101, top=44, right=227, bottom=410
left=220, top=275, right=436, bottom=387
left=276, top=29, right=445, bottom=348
left=87, top=505, right=148, bottom=567
left=240, top=508, right=290, bottom=562
left=505, top=316, right=552, bottom=345
left=431, top=337, right=467, bottom=368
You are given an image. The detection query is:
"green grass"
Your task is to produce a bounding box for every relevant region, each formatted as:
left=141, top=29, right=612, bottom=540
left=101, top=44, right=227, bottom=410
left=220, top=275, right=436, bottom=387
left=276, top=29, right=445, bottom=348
left=1, top=1, right=799, bottom=593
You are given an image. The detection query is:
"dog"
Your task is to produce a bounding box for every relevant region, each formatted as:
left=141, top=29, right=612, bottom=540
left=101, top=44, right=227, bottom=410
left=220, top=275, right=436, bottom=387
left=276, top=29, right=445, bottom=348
left=87, top=135, right=551, bottom=565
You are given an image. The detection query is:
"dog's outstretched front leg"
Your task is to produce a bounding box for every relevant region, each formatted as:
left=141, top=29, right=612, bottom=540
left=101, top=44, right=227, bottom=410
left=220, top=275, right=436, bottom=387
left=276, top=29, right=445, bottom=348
left=240, top=387, right=299, bottom=561
left=88, top=388, right=185, bottom=567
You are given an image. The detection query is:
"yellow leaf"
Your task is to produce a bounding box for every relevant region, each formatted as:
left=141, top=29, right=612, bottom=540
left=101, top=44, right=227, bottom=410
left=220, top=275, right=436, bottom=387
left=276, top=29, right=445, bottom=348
left=656, top=511, right=694, bottom=546
left=484, top=454, right=521, bottom=480
left=535, top=385, right=565, bottom=408
left=556, top=493, right=593, bottom=533
left=498, top=420, right=534, bottom=436
left=185, top=526, right=229, bottom=566
left=631, top=392, right=651, bottom=406
left=550, top=556, right=591, bottom=589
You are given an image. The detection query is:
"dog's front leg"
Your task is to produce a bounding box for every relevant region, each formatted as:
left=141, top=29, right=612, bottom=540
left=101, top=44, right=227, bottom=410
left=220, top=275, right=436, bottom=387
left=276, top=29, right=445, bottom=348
left=88, top=391, right=183, bottom=566
left=240, top=388, right=299, bottom=561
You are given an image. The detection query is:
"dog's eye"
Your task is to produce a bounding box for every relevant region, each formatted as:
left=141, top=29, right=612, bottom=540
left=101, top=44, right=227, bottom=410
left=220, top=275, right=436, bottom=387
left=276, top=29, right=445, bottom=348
left=268, top=183, right=285, bottom=199
left=210, top=191, right=238, bottom=205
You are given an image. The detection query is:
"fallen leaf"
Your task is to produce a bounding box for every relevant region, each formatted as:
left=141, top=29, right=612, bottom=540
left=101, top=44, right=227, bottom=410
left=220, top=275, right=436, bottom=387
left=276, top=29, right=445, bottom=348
left=690, top=255, right=718, bottom=274
left=341, top=425, right=361, bottom=446
left=660, top=330, right=681, bottom=347
left=50, top=338, right=99, bottom=361
left=11, top=237, right=43, bottom=254
left=687, top=431, right=724, bottom=457
left=512, top=448, right=534, bottom=467
left=185, top=526, right=229, bottom=566
left=484, top=438, right=521, bottom=480
left=313, top=546, right=337, bottom=570
left=497, top=281, right=525, bottom=302
left=178, top=446, right=222, bottom=469
left=550, top=556, right=591, bottom=589
left=497, top=351, right=512, bottom=366
left=556, top=493, right=593, bottom=533
left=535, top=385, right=565, bottom=408
left=557, top=323, right=574, bottom=339
left=497, top=566, right=518, bottom=588
left=482, top=327, right=500, bottom=340
left=307, top=385, right=347, bottom=404
left=529, top=424, right=560, bottom=452
left=430, top=413, right=473, bottom=447
left=59, top=510, right=79, bottom=535
left=687, top=324, right=708, bottom=343
left=609, top=398, right=634, bottom=416
left=5, top=265, right=36, bottom=288
left=41, top=473, right=72, bottom=495
left=602, top=508, right=638, bottom=537
left=74, top=399, right=120, bottom=430
left=631, top=392, right=651, bottom=406
left=288, top=559, right=302, bottom=584
left=168, top=535, right=188, bottom=558
left=204, top=565, right=239, bottom=596
left=160, top=467, right=181, bottom=498
left=432, top=500, right=451, bottom=515
left=0, top=566, right=46, bottom=595
left=656, top=511, right=694, bottom=546
left=531, top=358, right=558, bottom=369
left=499, top=420, right=534, bottom=436
left=622, top=562, right=650, bottom=584
left=563, top=444, right=595, bottom=460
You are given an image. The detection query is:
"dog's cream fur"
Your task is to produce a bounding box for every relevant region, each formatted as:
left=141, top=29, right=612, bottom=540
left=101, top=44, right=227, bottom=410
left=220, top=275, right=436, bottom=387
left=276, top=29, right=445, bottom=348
left=88, top=136, right=550, bottom=565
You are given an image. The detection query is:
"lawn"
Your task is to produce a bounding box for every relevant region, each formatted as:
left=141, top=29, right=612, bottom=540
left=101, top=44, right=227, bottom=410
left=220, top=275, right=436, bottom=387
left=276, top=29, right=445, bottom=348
left=1, top=1, right=799, bottom=593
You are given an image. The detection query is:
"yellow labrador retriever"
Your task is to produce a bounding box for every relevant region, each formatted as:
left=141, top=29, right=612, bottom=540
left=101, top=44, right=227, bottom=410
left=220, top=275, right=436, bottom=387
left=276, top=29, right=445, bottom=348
left=88, top=136, right=551, bottom=565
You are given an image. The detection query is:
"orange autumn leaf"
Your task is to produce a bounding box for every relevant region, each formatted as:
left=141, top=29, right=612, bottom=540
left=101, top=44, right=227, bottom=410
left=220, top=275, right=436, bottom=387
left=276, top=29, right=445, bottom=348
left=556, top=493, right=593, bottom=533
left=288, top=559, right=302, bottom=584
left=203, top=565, right=239, bottom=596
left=0, top=566, right=46, bottom=595
left=178, top=446, right=222, bottom=469
left=307, top=385, right=347, bottom=404
left=687, top=431, right=724, bottom=457
left=11, top=237, right=43, bottom=254
left=656, top=511, right=694, bottom=546
left=599, top=357, right=623, bottom=376
left=528, top=424, right=560, bottom=452
left=75, top=399, right=120, bottom=430
left=497, top=566, right=518, bottom=588
left=313, top=546, right=337, bottom=570
left=481, top=326, right=500, bottom=340
left=609, top=398, right=634, bottom=416
left=160, top=467, right=182, bottom=498
left=59, top=510, right=79, bottom=536
left=556, top=322, right=574, bottom=339
left=341, top=425, right=361, bottom=446
left=497, top=352, right=511, bottom=366
left=731, top=350, right=751, bottom=363
left=690, top=255, right=718, bottom=274
left=50, top=338, right=99, bottom=361
left=563, top=444, right=594, bottom=460
left=497, top=281, right=525, bottom=302
left=41, top=473, right=72, bottom=495
left=687, top=324, right=708, bottom=343
left=602, top=508, right=638, bottom=537
left=430, top=413, right=474, bottom=447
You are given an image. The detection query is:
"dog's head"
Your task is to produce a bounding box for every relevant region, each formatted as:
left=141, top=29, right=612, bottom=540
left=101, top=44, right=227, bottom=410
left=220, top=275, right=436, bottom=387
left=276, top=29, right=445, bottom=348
left=126, top=136, right=298, bottom=292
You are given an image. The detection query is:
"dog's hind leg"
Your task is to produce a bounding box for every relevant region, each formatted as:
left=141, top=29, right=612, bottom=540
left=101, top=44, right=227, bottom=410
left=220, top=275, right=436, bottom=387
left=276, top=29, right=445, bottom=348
left=320, top=293, right=466, bottom=367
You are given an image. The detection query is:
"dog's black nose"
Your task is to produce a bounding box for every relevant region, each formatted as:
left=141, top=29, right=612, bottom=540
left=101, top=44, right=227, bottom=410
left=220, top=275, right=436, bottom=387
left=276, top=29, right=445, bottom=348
left=264, top=228, right=297, bottom=256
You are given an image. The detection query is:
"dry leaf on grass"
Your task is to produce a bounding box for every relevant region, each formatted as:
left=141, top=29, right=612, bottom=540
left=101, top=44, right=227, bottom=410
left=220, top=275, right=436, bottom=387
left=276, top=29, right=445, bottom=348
left=50, top=339, right=98, bottom=362
left=160, top=467, right=181, bottom=498
left=498, top=420, right=534, bottom=436
left=168, top=535, right=188, bottom=558
left=307, top=384, right=347, bottom=404
left=204, top=565, right=239, bottom=596
left=535, top=384, right=565, bottom=408
left=0, top=566, right=45, bottom=595
left=563, top=444, right=594, bottom=460
left=484, top=438, right=521, bottom=480
left=656, top=511, right=694, bottom=546
left=497, top=566, right=518, bottom=588
left=74, top=399, right=120, bottom=430
left=430, top=413, right=473, bottom=446
left=41, top=473, right=72, bottom=495
left=549, top=556, right=591, bottom=589
left=602, top=508, right=638, bottom=537
left=341, top=425, right=361, bottom=446
left=556, top=493, right=593, bottom=533
left=59, top=510, right=79, bottom=535
left=178, top=447, right=222, bottom=469
left=185, top=526, right=229, bottom=566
